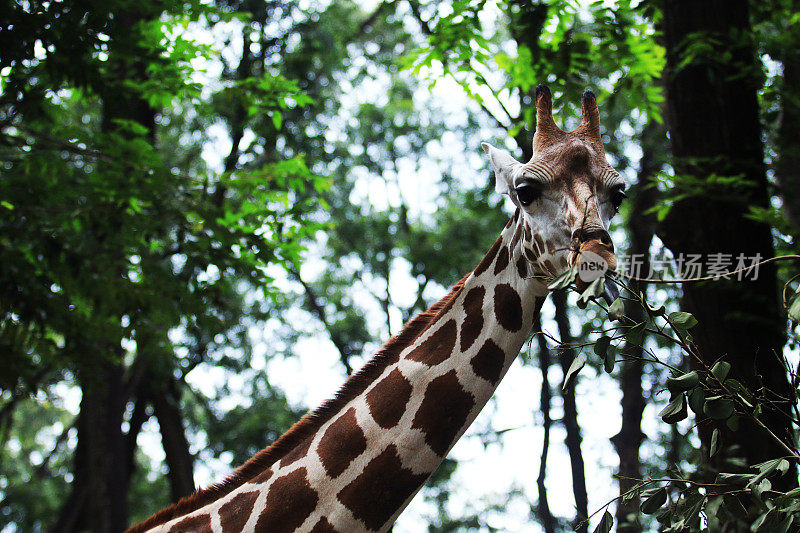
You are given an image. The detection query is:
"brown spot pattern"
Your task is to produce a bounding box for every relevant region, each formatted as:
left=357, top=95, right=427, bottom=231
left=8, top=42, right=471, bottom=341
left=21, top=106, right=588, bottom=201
left=317, top=407, right=367, bottom=478
left=367, top=368, right=412, bottom=429
left=516, top=256, right=528, bottom=278
left=510, top=223, right=522, bottom=251
left=474, top=237, right=502, bottom=276
left=493, top=245, right=509, bottom=275
left=524, top=246, right=538, bottom=263
left=251, top=468, right=273, bottom=484
left=470, top=339, right=506, bottom=384
left=494, top=284, right=523, bottom=332
left=337, top=445, right=427, bottom=531
left=219, top=491, right=260, bottom=533
left=310, top=517, right=338, bottom=532
left=543, top=259, right=557, bottom=274
left=460, top=287, right=485, bottom=351
left=168, top=513, right=212, bottom=533
left=533, top=234, right=547, bottom=255
left=411, top=370, right=475, bottom=456
left=406, top=319, right=457, bottom=366
left=279, top=436, right=312, bottom=468
left=255, top=468, right=318, bottom=532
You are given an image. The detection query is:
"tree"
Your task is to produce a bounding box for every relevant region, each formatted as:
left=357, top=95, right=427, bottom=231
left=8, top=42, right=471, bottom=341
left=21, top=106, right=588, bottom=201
left=0, top=1, right=323, bottom=530
left=658, top=0, right=797, bottom=487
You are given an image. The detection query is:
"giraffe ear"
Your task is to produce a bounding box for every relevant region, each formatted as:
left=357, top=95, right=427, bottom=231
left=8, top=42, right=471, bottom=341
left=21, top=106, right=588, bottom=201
left=481, top=142, right=522, bottom=196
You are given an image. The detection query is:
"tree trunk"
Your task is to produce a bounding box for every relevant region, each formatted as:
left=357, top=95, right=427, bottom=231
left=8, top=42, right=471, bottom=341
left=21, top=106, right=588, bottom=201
left=611, top=120, right=662, bottom=532
left=659, top=0, right=796, bottom=486
left=54, top=6, right=161, bottom=530
left=774, top=0, right=800, bottom=231
left=533, top=314, right=556, bottom=533
left=152, top=377, right=196, bottom=502
left=53, top=358, right=128, bottom=533
left=552, top=291, right=589, bottom=533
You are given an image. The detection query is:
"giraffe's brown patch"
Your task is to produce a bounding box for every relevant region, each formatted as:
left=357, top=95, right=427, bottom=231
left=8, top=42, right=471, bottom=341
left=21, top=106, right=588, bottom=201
left=460, top=287, right=485, bottom=351
left=366, top=368, right=412, bottom=429
left=411, top=370, right=475, bottom=456
left=493, top=245, right=510, bottom=275
left=405, top=319, right=457, bottom=366
left=254, top=468, right=318, bottom=532
left=251, top=468, right=272, bottom=484
left=337, top=445, right=427, bottom=531
left=524, top=225, right=532, bottom=242
left=310, top=517, right=338, bottom=533
left=127, top=277, right=471, bottom=533
left=543, top=259, right=557, bottom=274
left=510, top=223, right=522, bottom=252
left=279, top=436, right=312, bottom=468
left=494, top=284, right=523, bottom=332
left=219, top=491, right=260, bottom=533
left=473, top=236, right=502, bottom=276
left=516, top=256, right=528, bottom=278
left=317, top=407, right=367, bottom=478
left=470, top=339, right=506, bottom=384
left=533, top=234, right=547, bottom=255
left=524, top=245, right=538, bottom=263
left=168, top=513, right=212, bottom=533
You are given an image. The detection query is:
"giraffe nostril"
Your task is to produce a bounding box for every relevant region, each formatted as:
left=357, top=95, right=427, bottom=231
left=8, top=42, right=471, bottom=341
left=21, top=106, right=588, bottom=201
left=572, top=228, right=613, bottom=248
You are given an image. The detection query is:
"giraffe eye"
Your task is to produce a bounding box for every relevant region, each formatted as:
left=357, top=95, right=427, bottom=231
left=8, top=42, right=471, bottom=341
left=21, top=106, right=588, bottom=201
left=515, top=184, right=541, bottom=206
left=610, top=188, right=627, bottom=211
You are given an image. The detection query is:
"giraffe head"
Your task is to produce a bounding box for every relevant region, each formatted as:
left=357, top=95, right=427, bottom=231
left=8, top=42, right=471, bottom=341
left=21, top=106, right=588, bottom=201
left=482, top=85, right=624, bottom=297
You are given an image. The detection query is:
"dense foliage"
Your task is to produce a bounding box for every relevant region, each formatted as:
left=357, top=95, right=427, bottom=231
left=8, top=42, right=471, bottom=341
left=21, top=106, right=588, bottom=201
left=1, top=0, right=798, bottom=532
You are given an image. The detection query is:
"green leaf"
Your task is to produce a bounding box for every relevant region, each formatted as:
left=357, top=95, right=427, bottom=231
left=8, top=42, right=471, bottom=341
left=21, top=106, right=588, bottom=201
left=660, top=393, right=688, bottom=424
left=607, top=297, right=625, bottom=321
left=271, top=111, right=282, bottom=130
left=710, top=361, right=731, bottom=382
left=626, top=321, right=646, bottom=345
left=640, top=487, right=667, bottom=514
left=593, top=510, right=614, bottom=533
left=669, top=311, right=698, bottom=329
left=666, top=371, right=700, bottom=393
left=704, top=396, right=735, bottom=420
left=789, top=293, right=800, bottom=323
left=752, top=510, right=773, bottom=532
left=548, top=267, right=576, bottom=290
left=753, top=458, right=791, bottom=476
left=646, top=301, right=666, bottom=317
left=710, top=428, right=720, bottom=457
left=594, top=335, right=611, bottom=357
left=604, top=348, right=615, bottom=373
left=562, top=355, right=586, bottom=392
left=688, top=387, right=706, bottom=415
left=578, top=276, right=605, bottom=305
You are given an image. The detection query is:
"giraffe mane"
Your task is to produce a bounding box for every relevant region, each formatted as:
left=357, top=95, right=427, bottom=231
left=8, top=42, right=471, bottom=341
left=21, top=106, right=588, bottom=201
left=126, top=262, right=486, bottom=532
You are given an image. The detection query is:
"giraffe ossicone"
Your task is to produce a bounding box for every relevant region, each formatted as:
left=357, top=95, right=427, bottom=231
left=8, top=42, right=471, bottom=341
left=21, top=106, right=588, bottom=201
left=129, top=85, right=625, bottom=533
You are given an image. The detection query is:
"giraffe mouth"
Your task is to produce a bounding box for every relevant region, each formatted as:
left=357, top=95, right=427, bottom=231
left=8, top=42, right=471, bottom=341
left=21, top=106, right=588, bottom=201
left=571, top=239, right=619, bottom=303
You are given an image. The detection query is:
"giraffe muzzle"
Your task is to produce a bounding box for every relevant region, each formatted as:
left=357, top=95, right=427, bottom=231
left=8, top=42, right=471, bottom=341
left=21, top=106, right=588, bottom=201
left=571, top=239, right=619, bottom=303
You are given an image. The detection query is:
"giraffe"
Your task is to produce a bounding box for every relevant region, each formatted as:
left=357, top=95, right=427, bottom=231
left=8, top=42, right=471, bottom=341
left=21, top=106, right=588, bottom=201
left=128, top=85, right=626, bottom=533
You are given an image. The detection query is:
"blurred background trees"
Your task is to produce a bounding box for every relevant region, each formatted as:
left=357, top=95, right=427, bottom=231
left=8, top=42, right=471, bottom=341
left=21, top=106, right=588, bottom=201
left=1, top=0, right=798, bottom=531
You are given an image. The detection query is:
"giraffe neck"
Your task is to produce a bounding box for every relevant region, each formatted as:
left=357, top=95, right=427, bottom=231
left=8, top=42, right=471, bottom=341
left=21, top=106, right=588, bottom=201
left=134, top=212, right=553, bottom=533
